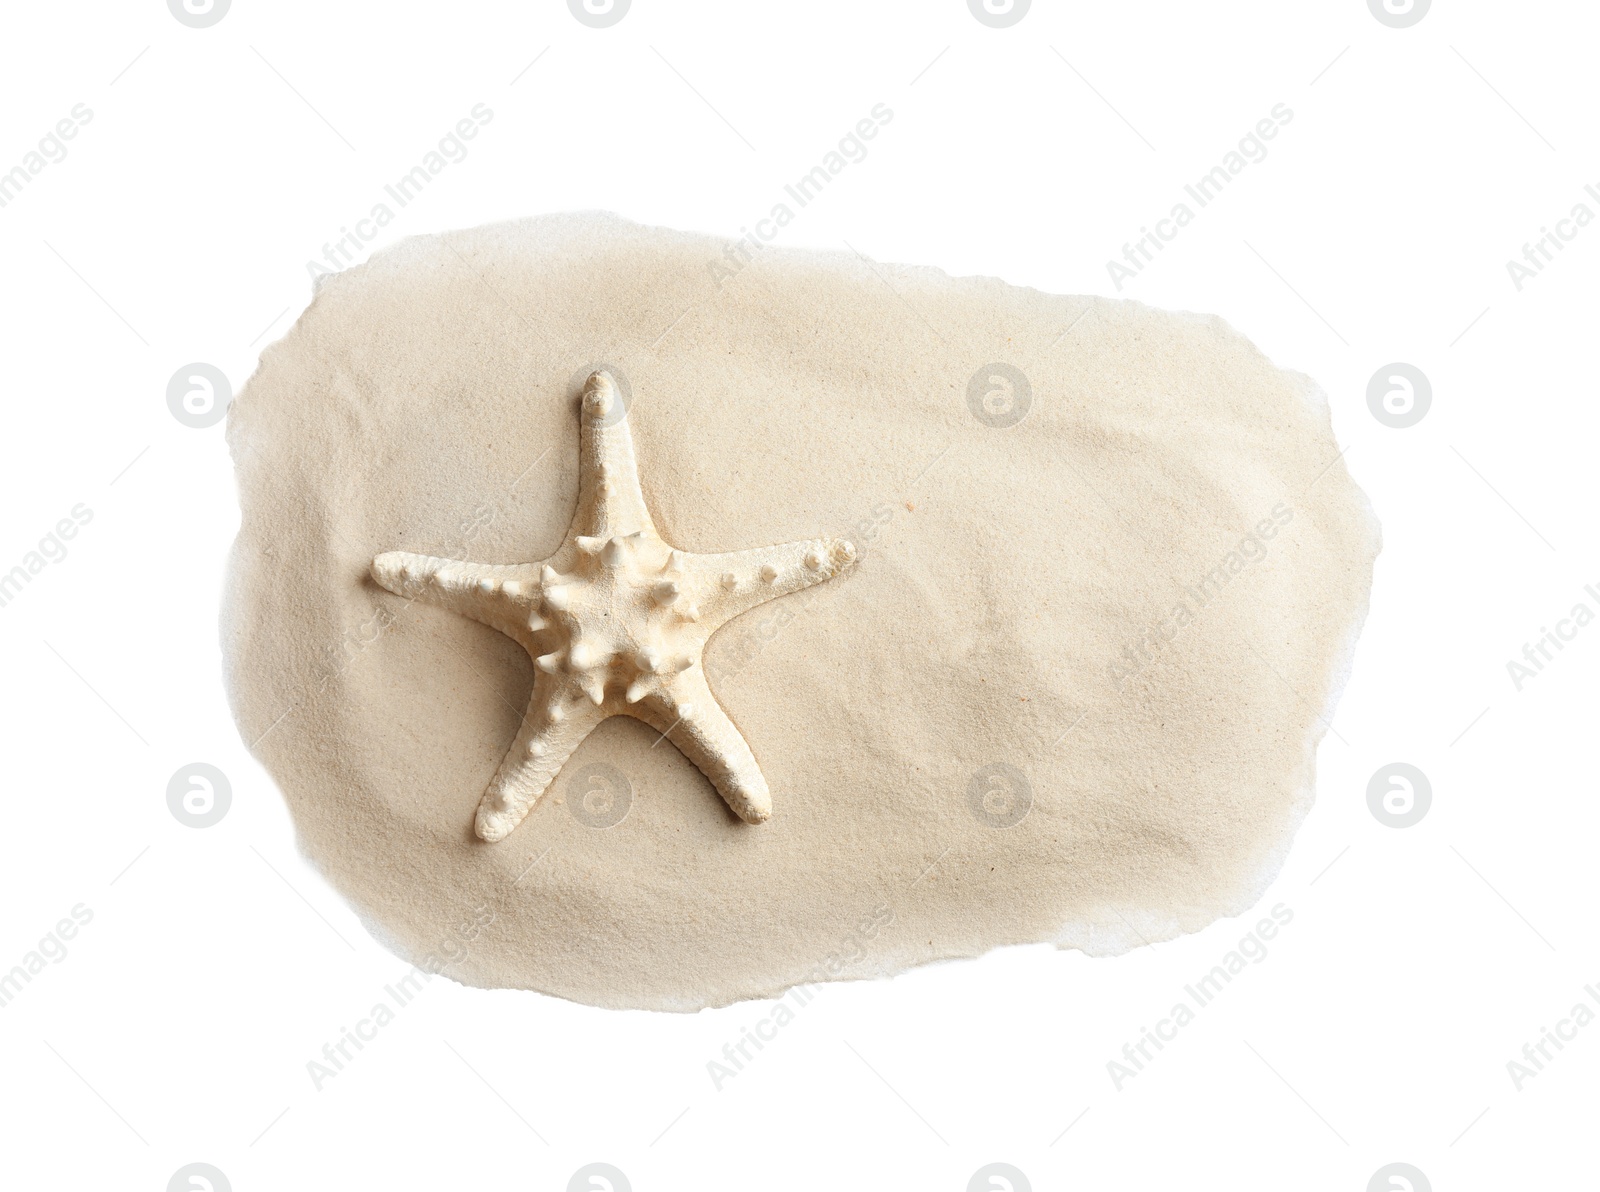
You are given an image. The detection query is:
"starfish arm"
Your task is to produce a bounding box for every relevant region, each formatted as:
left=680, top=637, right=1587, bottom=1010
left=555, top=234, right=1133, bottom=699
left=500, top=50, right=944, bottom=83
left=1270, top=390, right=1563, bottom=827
left=474, top=684, right=606, bottom=841
left=575, top=371, right=657, bottom=539
left=371, top=551, right=545, bottom=646
left=689, top=536, right=857, bottom=629
left=632, top=668, right=772, bottom=824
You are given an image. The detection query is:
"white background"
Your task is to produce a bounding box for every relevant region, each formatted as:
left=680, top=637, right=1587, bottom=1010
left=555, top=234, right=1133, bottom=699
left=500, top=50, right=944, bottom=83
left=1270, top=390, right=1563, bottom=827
left=1, top=1, right=1595, bottom=1189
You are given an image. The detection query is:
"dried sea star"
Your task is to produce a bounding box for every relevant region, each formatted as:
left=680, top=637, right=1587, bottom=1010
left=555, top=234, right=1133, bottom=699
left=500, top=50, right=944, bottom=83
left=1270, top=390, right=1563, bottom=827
left=372, top=371, right=856, bottom=841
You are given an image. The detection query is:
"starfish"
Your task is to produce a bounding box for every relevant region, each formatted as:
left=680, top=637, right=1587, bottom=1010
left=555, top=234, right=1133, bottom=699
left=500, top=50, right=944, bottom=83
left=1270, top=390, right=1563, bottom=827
left=371, top=371, right=857, bottom=841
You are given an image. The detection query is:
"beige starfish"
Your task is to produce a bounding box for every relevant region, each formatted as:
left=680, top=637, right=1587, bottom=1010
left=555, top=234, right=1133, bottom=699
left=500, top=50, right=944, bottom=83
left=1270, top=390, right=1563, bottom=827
left=371, top=371, right=856, bottom=841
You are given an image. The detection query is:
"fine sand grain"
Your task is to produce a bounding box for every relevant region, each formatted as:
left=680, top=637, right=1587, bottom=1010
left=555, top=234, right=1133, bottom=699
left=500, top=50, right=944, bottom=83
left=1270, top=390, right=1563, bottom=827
left=224, top=213, right=1379, bottom=1011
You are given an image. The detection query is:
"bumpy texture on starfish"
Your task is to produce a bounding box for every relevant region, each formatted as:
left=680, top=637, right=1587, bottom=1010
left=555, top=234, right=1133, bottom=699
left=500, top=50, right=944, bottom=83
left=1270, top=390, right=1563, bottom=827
left=371, top=371, right=856, bottom=841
